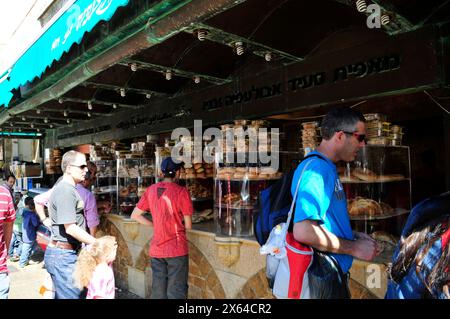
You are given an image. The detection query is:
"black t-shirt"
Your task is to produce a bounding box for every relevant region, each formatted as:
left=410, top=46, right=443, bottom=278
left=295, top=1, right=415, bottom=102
left=48, top=180, right=86, bottom=247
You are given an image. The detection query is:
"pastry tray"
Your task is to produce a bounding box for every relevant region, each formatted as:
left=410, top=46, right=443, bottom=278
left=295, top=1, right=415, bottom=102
left=349, top=208, right=409, bottom=221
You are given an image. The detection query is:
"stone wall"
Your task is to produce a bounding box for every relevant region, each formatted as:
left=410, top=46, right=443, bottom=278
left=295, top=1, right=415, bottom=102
left=98, top=214, right=384, bottom=299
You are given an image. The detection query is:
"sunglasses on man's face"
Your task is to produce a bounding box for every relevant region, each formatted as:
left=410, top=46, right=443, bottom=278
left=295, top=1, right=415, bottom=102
left=70, top=164, right=88, bottom=170
left=341, top=131, right=366, bottom=143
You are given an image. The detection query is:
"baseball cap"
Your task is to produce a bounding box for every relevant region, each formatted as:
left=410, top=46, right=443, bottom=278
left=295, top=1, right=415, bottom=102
left=161, top=157, right=184, bottom=174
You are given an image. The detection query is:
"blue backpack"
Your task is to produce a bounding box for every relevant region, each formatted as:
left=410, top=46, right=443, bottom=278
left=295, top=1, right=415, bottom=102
left=254, top=153, right=325, bottom=246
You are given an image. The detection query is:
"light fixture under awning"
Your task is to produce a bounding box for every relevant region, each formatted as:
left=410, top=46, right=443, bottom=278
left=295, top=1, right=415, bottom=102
left=0, top=0, right=130, bottom=107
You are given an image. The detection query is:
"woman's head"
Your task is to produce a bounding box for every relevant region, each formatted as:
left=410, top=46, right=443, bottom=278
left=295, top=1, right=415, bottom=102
left=389, top=211, right=450, bottom=298
left=73, top=236, right=117, bottom=289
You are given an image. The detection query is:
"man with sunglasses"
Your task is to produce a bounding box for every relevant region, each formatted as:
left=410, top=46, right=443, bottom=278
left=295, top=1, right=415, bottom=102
left=291, top=107, right=379, bottom=298
left=44, top=150, right=96, bottom=299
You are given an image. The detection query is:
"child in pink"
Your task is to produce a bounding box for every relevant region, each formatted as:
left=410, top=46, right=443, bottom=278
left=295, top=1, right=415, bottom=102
left=73, top=236, right=117, bottom=299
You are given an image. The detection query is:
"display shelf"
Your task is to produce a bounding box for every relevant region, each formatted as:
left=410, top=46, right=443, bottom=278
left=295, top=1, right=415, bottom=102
left=341, top=178, right=410, bottom=184
left=349, top=208, right=410, bottom=221
left=341, top=145, right=412, bottom=236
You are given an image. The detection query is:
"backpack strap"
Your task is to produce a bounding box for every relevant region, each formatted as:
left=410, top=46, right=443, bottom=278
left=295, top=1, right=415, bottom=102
left=282, top=153, right=326, bottom=239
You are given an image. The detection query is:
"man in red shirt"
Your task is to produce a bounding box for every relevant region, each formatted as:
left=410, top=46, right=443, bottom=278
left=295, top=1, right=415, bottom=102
left=131, top=157, right=193, bottom=299
left=0, top=181, right=16, bottom=299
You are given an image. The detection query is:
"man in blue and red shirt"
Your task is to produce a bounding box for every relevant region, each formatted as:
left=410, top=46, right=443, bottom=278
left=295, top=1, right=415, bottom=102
left=131, top=157, right=193, bottom=299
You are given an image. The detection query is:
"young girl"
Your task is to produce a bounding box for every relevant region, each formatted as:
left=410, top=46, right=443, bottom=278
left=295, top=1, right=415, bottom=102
left=73, top=236, right=117, bottom=299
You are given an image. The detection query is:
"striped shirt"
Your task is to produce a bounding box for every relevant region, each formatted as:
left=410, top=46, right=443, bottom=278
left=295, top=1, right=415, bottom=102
left=0, top=185, right=16, bottom=273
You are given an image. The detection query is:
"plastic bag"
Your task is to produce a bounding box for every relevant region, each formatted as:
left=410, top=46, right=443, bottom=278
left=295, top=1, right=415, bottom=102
left=260, top=223, right=287, bottom=288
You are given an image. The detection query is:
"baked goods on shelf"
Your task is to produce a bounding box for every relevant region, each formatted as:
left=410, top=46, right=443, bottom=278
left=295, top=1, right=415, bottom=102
left=370, top=231, right=398, bottom=252
left=338, top=167, right=405, bottom=183
left=347, top=197, right=394, bottom=217
left=127, top=183, right=138, bottom=194
left=119, top=187, right=129, bottom=197
left=192, top=209, right=214, bottom=223
left=351, top=168, right=378, bottom=182
left=186, top=183, right=212, bottom=199
left=179, top=162, right=214, bottom=179
left=348, top=197, right=382, bottom=216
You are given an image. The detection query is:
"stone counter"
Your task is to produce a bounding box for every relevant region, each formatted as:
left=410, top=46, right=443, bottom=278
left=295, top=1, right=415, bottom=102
left=97, top=213, right=385, bottom=299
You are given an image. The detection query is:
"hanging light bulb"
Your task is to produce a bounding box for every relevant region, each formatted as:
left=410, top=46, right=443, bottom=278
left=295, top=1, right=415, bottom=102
left=113, top=104, right=118, bottom=109
left=58, top=98, right=64, bottom=104
left=49, top=124, right=54, bottom=129
left=356, top=0, right=367, bottom=12
left=9, top=122, right=13, bottom=127
left=87, top=101, right=93, bottom=110
left=145, top=93, right=152, bottom=99
left=165, top=70, right=172, bottom=81
left=66, top=119, right=71, bottom=124
left=44, top=117, right=49, bottom=123
left=63, top=110, right=68, bottom=117
left=31, top=123, right=34, bottom=128
left=234, top=42, right=244, bottom=56
left=87, top=112, right=92, bottom=118
left=120, top=88, right=126, bottom=97
left=381, top=14, right=390, bottom=25
left=196, top=29, right=208, bottom=41
left=130, top=63, right=138, bottom=72
left=18, top=128, right=22, bottom=132
left=36, top=109, right=41, bottom=114
left=264, top=52, right=272, bottom=62
left=21, top=116, right=26, bottom=121
left=193, top=76, right=201, bottom=84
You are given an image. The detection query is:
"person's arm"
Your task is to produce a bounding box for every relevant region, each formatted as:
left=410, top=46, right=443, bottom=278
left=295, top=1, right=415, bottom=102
left=89, top=226, right=97, bottom=237
left=131, top=206, right=153, bottom=226
left=83, top=192, right=100, bottom=237
left=64, top=223, right=96, bottom=245
left=293, top=220, right=378, bottom=261
left=34, top=189, right=53, bottom=227
left=183, top=215, right=192, bottom=230
left=3, top=222, right=13, bottom=251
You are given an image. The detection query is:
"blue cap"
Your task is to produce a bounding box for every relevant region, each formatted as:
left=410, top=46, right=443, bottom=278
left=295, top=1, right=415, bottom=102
left=161, top=157, right=184, bottom=174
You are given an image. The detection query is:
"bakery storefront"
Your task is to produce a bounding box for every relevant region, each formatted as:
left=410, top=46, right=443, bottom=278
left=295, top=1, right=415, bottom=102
left=1, top=0, right=450, bottom=298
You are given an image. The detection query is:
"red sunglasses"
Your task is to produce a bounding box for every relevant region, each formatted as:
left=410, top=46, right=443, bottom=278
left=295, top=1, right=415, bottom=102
left=341, top=131, right=366, bottom=143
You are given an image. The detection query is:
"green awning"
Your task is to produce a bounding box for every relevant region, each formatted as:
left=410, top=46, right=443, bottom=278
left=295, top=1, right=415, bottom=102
left=0, top=0, right=130, bottom=107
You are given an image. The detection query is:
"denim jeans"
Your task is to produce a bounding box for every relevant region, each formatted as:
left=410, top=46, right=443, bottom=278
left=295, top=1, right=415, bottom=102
left=0, top=272, right=9, bottom=299
left=44, top=246, right=81, bottom=299
left=8, top=231, right=23, bottom=257
left=151, top=255, right=189, bottom=299
left=19, top=241, right=36, bottom=267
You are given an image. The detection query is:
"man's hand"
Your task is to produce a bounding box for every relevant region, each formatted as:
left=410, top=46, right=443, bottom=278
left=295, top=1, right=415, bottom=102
left=351, top=237, right=379, bottom=261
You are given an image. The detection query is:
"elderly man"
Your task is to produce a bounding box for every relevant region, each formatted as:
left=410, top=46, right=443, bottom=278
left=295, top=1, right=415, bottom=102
left=44, top=150, right=96, bottom=299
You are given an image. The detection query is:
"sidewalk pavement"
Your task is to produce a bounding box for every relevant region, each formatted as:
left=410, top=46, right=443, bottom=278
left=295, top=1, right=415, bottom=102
left=7, top=246, right=141, bottom=299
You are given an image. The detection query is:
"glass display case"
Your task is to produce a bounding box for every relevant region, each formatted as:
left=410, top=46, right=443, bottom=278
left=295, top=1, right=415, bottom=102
left=117, top=158, right=155, bottom=215
left=93, top=160, right=117, bottom=215
left=214, top=152, right=282, bottom=237
left=178, top=161, right=215, bottom=223
left=338, top=145, right=412, bottom=241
